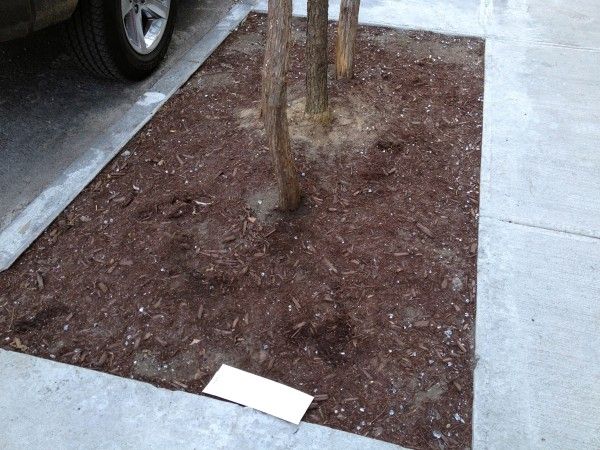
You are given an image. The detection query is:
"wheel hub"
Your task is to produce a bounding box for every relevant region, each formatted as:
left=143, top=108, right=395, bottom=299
left=121, top=0, right=171, bottom=55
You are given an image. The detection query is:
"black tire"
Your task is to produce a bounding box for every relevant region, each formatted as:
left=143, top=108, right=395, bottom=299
left=64, top=0, right=176, bottom=80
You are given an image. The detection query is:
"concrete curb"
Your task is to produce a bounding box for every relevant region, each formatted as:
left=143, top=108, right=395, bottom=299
left=0, top=2, right=254, bottom=272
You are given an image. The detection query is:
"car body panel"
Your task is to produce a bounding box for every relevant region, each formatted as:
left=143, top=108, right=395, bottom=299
left=0, top=0, right=78, bottom=42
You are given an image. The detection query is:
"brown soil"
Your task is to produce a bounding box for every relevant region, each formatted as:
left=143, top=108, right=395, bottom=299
left=0, top=14, right=484, bottom=450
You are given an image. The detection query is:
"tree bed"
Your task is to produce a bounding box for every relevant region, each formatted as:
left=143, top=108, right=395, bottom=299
left=0, top=13, right=484, bottom=449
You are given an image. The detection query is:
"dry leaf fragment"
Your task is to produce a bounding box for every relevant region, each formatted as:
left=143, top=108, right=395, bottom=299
left=10, top=338, right=28, bottom=351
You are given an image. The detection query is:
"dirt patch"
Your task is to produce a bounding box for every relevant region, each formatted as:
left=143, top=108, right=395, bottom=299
left=0, top=14, right=484, bottom=449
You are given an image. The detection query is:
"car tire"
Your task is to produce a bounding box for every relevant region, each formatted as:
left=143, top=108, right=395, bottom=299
left=64, top=0, right=176, bottom=80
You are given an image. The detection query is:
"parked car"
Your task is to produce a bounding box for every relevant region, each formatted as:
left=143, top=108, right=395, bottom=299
left=0, top=0, right=176, bottom=80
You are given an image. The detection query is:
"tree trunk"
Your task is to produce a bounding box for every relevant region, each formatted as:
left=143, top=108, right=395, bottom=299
left=262, top=0, right=301, bottom=211
left=336, top=0, right=360, bottom=79
left=305, top=0, right=329, bottom=118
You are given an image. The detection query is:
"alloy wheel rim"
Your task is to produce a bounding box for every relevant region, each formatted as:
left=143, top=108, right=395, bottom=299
left=121, top=0, right=171, bottom=55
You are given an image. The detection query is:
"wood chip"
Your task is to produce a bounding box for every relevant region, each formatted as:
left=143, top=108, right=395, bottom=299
left=98, top=282, right=108, bottom=293
left=361, top=368, right=373, bottom=380
left=416, top=222, right=433, bottom=238
left=293, top=321, right=306, bottom=330
left=313, top=394, right=329, bottom=402
left=214, top=328, right=232, bottom=335
left=291, top=297, right=301, bottom=310
left=197, top=305, right=204, bottom=320
left=291, top=321, right=306, bottom=338
left=323, top=258, right=338, bottom=273
left=97, top=352, right=108, bottom=366
left=413, top=320, right=429, bottom=327
left=36, top=272, right=44, bottom=290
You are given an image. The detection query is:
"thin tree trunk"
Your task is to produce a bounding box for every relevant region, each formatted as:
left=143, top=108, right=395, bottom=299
left=262, top=0, right=301, bottom=211
left=336, top=0, right=360, bottom=79
left=305, top=0, right=329, bottom=118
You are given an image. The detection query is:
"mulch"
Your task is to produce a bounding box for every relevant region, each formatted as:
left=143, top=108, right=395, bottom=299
left=0, top=13, right=484, bottom=449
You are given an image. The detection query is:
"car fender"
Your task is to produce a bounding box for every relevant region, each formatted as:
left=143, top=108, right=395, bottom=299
left=32, top=0, right=79, bottom=32
left=0, top=0, right=78, bottom=42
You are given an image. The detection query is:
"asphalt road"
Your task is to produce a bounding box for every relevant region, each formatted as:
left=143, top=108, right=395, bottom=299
left=0, top=0, right=237, bottom=232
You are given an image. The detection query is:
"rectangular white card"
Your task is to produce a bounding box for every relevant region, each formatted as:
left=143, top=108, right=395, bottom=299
left=203, top=364, right=314, bottom=424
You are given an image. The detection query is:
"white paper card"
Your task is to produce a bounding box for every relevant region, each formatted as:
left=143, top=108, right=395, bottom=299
left=203, top=364, right=314, bottom=424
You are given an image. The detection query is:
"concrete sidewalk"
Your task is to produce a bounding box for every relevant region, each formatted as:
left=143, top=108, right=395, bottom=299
left=474, top=1, right=600, bottom=448
left=0, top=350, right=402, bottom=450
